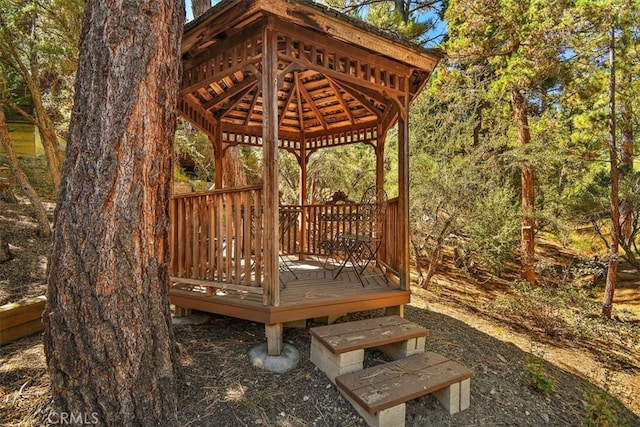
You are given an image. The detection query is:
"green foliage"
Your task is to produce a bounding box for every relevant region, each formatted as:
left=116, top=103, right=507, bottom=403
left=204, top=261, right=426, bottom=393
left=465, top=187, right=520, bottom=275
left=583, top=384, right=630, bottom=427
left=524, top=354, right=556, bottom=397
left=174, top=119, right=214, bottom=183
left=304, top=144, right=376, bottom=203
left=0, top=0, right=82, bottom=135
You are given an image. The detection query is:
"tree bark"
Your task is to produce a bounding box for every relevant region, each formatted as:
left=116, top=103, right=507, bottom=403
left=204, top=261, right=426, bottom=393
left=602, top=25, right=619, bottom=319
left=0, top=109, right=51, bottom=237
left=43, top=0, right=183, bottom=424
left=222, top=146, right=248, bottom=188
left=619, top=78, right=634, bottom=243
left=511, top=87, right=536, bottom=283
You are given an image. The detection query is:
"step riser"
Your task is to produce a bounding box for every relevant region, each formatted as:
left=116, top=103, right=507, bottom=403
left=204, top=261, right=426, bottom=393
left=338, top=388, right=405, bottom=427
left=310, top=337, right=364, bottom=383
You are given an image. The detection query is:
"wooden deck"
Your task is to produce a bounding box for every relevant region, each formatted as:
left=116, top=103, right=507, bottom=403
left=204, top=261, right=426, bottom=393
left=169, top=259, right=409, bottom=325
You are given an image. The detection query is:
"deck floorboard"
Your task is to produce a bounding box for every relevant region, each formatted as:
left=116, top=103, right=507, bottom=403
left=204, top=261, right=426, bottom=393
left=170, top=258, right=406, bottom=323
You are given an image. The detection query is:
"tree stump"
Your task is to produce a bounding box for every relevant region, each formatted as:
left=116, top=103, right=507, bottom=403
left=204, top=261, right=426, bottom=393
left=0, top=234, right=11, bottom=263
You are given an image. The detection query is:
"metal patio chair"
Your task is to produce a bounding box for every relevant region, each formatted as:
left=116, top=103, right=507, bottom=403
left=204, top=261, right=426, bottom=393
left=323, top=186, right=388, bottom=286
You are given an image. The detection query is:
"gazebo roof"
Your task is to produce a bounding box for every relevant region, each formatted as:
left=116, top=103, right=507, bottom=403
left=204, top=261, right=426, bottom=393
left=179, top=0, right=442, bottom=151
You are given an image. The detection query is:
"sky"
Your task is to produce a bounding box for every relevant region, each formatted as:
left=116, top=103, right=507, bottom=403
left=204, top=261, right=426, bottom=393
left=185, top=0, right=193, bottom=21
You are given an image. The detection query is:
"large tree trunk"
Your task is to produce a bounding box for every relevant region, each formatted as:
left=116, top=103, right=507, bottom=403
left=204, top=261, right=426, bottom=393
left=511, top=88, right=536, bottom=283
left=619, top=77, right=634, bottom=244
left=619, top=7, right=635, bottom=247
left=602, top=26, right=619, bottom=319
left=222, top=146, right=248, bottom=187
left=43, top=0, right=183, bottom=424
left=0, top=109, right=51, bottom=237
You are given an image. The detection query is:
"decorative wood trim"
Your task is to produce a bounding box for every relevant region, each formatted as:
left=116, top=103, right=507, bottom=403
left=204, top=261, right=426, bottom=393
left=274, top=18, right=411, bottom=76
left=278, top=54, right=405, bottom=97
left=182, top=55, right=263, bottom=96
left=177, top=97, right=216, bottom=138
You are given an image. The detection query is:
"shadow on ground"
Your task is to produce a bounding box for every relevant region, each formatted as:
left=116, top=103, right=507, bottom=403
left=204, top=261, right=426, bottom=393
left=1, top=306, right=638, bottom=426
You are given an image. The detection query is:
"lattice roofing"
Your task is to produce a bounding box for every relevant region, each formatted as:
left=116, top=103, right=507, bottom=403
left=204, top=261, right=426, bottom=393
left=179, top=0, right=442, bottom=150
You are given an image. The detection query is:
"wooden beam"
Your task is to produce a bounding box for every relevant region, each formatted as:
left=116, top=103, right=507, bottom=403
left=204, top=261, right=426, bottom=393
left=381, top=103, right=399, bottom=134
left=278, top=80, right=297, bottom=128
left=181, top=56, right=262, bottom=96
left=277, top=61, right=307, bottom=90
left=295, top=72, right=306, bottom=131
left=262, top=21, right=280, bottom=308
left=244, top=88, right=261, bottom=126
left=184, top=17, right=264, bottom=68
left=202, top=76, right=257, bottom=111
left=325, top=78, right=355, bottom=125
left=266, top=323, right=283, bottom=356
left=221, top=124, right=302, bottom=144
left=217, top=85, right=258, bottom=120
left=331, top=78, right=387, bottom=118
left=272, top=17, right=411, bottom=75
left=298, top=141, right=307, bottom=258
left=279, top=54, right=405, bottom=98
left=297, top=73, right=328, bottom=129
left=213, top=122, right=223, bottom=188
left=397, top=90, right=410, bottom=291
left=182, top=0, right=257, bottom=55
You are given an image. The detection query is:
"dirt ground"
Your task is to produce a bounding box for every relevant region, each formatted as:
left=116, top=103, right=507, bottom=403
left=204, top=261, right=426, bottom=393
left=1, top=197, right=639, bottom=426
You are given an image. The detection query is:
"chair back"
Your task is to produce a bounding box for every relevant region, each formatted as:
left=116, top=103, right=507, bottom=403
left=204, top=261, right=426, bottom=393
left=358, top=186, right=388, bottom=239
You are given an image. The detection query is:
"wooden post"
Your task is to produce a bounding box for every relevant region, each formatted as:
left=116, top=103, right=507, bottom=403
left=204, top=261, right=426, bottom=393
left=376, top=129, right=386, bottom=262
left=213, top=122, right=223, bottom=189
left=298, top=144, right=307, bottom=259
left=375, top=126, right=385, bottom=190
left=262, top=20, right=282, bottom=355
left=265, top=323, right=283, bottom=356
left=397, top=95, right=410, bottom=291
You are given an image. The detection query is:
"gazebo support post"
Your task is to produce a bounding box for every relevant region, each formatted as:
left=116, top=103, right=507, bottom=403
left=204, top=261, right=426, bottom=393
left=397, top=93, right=410, bottom=293
left=262, top=19, right=282, bottom=355
left=298, top=144, right=308, bottom=260
left=213, top=122, right=223, bottom=189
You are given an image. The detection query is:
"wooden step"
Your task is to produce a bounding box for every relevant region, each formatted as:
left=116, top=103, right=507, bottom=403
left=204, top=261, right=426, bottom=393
left=336, top=352, right=473, bottom=427
left=309, top=315, right=429, bottom=382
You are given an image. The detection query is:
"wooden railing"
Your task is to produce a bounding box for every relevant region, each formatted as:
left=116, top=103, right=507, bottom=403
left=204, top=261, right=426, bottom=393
left=380, top=197, right=399, bottom=275
left=169, top=186, right=264, bottom=292
left=280, top=200, right=401, bottom=276
left=170, top=191, right=401, bottom=289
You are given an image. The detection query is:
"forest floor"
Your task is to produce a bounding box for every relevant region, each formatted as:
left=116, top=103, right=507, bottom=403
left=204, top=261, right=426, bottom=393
left=1, top=196, right=639, bottom=426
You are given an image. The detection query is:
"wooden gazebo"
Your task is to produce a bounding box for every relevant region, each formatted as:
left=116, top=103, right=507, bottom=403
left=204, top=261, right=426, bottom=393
left=169, top=0, right=441, bottom=354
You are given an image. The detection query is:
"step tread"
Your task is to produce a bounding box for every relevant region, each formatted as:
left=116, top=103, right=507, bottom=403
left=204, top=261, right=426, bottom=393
left=336, top=352, right=473, bottom=414
left=309, top=316, right=429, bottom=354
